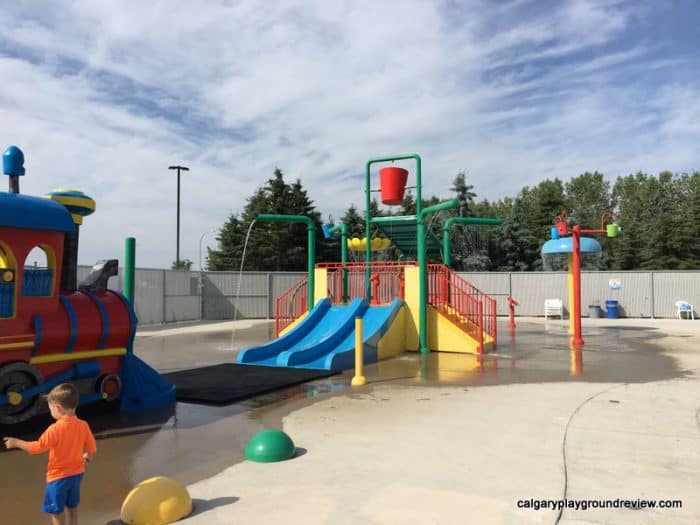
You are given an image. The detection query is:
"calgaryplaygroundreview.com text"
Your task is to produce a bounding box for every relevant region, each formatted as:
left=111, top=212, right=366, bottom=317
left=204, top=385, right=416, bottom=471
left=516, top=498, right=683, bottom=511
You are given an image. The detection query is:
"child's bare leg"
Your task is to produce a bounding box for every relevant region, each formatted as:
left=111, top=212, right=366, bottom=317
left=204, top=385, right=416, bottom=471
left=49, top=512, right=65, bottom=525
left=66, top=506, right=78, bottom=525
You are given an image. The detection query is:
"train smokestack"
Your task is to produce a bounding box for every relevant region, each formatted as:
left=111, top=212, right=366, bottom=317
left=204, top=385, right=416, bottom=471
left=3, top=145, right=25, bottom=193
left=46, top=190, right=95, bottom=291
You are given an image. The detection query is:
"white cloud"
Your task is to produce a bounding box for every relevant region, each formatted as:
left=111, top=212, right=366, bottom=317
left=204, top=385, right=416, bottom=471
left=0, top=0, right=697, bottom=267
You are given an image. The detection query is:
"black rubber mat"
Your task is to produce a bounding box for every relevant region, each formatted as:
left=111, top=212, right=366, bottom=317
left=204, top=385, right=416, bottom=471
left=163, top=363, right=339, bottom=405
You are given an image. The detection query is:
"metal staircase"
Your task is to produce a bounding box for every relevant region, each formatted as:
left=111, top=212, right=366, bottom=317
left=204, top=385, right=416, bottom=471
left=427, top=264, right=497, bottom=352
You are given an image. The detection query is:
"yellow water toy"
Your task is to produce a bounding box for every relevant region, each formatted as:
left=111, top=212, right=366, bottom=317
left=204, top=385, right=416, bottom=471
left=120, top=476, right=192, bottom=525
left=347, top=236, right=391, bottom=251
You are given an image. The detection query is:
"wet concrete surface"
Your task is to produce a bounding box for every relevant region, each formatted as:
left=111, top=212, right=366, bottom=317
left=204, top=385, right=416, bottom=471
left=134, top=321, right=278, bottom=373
left=386, top=322, right=684, bottom=387
left=0, top=319, right=685, bottom=525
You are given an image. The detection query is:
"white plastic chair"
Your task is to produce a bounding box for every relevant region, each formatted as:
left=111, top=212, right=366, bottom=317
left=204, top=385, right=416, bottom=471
left=545, top=298, right=564, bottom=320
left=675, top=301, right=694, bottom=320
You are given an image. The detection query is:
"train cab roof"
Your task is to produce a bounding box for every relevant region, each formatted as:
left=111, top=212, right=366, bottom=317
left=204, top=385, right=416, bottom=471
left=0, top=192, right=75, bottom=233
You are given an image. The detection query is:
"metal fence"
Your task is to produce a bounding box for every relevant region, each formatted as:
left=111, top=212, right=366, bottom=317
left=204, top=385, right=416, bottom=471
left=459, top=270, right=700, bottom=319
left=79, top=266, right=699, bottom=324
left=77, top=266, right=306, bottom=325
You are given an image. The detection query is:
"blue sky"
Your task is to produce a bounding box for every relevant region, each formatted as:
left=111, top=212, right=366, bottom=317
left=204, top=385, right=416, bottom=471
left=0, top=0, right=698, bottom=268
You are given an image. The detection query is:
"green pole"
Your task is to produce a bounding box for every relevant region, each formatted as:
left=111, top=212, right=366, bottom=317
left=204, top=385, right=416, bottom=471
left=365, top=154, right=421, bottom=300
left=329, top=223, right=348, bottom=303
left=124, top=237, right=135, bottom=304
left=124, top=237, right=135, bottom=354
left=417, top=199, right=460, bottom=353
left=443, top=217, right=502, bottom=267
left=257, top=214, right=316, bottom=308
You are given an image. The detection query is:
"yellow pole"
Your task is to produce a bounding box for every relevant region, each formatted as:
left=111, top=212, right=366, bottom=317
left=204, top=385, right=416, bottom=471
left=568, top=253, right=575, bottom=335
left=351, top=316, right=367, bottom=386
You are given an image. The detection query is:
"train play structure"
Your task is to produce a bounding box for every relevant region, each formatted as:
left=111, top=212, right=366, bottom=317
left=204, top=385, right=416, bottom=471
left=0, top=146, right=174, bottom=424
left=238, top=153, right=504, bottom=371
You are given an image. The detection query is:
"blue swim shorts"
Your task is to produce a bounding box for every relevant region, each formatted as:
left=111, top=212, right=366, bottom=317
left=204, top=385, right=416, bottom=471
left=42, top=474, right=84, bottom=514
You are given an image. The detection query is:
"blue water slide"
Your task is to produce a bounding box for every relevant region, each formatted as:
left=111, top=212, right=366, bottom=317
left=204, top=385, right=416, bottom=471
left=275, top=298, right=368, bottom=367
left=236, top=298, right=404, bottom=371
left=318, top=298, right=403, bottom=371
left=236, top=298, right=332, bottom=365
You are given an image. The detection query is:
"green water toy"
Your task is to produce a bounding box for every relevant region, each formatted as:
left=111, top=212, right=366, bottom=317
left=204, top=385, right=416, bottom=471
left=245, top=429, right=296, bottom=462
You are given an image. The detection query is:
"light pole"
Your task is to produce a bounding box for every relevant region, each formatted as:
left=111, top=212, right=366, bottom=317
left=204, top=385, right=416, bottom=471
left=168, top=165, right=189, bottom=268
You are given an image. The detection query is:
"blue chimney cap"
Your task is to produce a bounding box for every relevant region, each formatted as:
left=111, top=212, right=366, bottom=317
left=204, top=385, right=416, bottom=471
left=3, top=145, right=25, bottom=176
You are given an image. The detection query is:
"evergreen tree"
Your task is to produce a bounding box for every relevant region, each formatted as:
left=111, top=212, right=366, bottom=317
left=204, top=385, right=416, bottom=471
left=207, top=168, right=325, bottom=271
left=206, top=214, right=244, bottom=270
left=368, top=198, right=385, bottom=220
left=492, top=196, right=540, bottom=271
left=450, top=170, right=477, bottom=216
left=446, top=172, right=489, bottom=270
left=171, top=259, right=193, bottom=270
left=400, top=191, right=416, bottom=215
left=610, top=172, right=647, bottom=270
left=676, top=172, right=700, bottom=268
left=208, top=165, right=700, bottom=273
left=565, top=172, right=611, bottom=228
left=565, top=171, right=613, bottom=268
left=530, top=178, right=567, bottom=240
left=340, top=204, right=365, bottom=237
left=638, top=172, right=688, bottom=269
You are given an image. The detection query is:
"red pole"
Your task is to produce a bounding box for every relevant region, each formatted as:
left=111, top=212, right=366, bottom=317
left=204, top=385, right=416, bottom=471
left=275, top=296, right=281, bottom=337
left=477, top=300, right=484, bottom=354
left=441, top=267, right=448, bottom=304
left=570, top=347, right=583, bottom=376
left=508, top=296, right=519, bottom=330
left=370, top=273, right=380, bottom=305
left=571, top=225, right=584, bottom=347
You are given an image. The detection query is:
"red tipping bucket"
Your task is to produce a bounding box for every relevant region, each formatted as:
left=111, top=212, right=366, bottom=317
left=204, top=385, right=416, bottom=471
left=379, top=167, right=408, bottom=205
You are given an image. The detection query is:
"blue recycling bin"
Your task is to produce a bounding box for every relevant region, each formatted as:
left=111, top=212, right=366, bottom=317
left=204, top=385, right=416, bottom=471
left=605, top=300, right=619, bottom=319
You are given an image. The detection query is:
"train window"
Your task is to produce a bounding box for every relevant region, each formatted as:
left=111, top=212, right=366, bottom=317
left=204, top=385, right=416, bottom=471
left=0, top=243, right=16, bottom=317
left=23, top=245, right=55, bottom=297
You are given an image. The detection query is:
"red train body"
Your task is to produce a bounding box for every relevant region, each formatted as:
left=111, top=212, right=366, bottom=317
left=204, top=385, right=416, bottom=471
left=0, top=188, right=158, bottom=424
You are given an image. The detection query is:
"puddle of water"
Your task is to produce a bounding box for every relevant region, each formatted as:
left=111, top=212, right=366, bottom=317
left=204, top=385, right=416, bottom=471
left=0, top=320, right=684, bottom=524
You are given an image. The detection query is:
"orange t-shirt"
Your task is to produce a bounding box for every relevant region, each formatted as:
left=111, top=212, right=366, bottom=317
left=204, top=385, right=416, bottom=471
left=27, top=414, right=97, bottom=482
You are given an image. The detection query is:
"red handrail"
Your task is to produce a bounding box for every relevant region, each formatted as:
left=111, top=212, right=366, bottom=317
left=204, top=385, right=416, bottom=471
left=427, top=264, right=497, bottom=351
left=274, top=276, right=308, bottom=336
left=316, top=261, right=416, bottom=268
left=320, top=261, right=415, bottom=304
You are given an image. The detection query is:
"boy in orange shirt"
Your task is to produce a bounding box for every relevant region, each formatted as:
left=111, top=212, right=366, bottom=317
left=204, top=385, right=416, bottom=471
left=3, top=383, right=96, bottom=525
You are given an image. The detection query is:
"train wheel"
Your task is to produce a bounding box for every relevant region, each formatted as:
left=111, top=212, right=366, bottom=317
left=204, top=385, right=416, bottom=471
left=0, top=362, right=44, bottom=424
left=98, top=374, right=122, bottom=401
